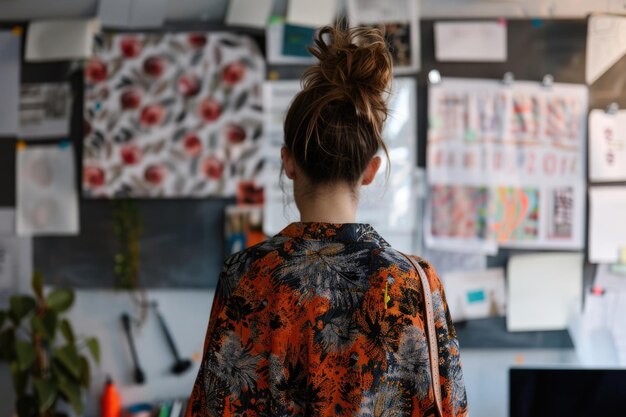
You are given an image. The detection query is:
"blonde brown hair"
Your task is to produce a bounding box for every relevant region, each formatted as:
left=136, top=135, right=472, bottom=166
left=283, top=24, right=392, bottom=186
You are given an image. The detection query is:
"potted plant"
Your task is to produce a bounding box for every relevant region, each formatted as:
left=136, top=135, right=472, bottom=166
left=0, top=272, right=100, bottom=417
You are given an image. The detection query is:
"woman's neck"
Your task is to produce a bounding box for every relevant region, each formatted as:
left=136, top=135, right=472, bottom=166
left=296, top=183, right=359, bottom=224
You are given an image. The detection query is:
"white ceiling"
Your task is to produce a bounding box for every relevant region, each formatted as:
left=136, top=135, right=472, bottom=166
left=0, top=0, right=623, bottom=22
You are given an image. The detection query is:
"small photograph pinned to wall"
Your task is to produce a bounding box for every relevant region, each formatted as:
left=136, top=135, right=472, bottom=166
left=224, top=205, right=265, bottom=256
left=19, top=83, right=72, bottom=138
left=442, top=268, right=506, bottom=323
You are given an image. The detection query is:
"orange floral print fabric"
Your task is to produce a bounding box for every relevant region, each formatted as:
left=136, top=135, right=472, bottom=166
left=186, top=222, right=468, bottom=417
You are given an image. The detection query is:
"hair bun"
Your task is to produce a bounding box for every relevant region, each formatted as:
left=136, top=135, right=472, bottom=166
left=302, top=25, right=393, bottom=128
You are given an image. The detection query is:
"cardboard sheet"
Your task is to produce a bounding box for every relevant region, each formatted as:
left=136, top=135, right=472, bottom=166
left=16, top=144, right=79, bottom=236
left=25, top=19, right=100, bottom=62
left=589, top=186, right=626, bottom=264
left=0, top=30, right=21, bottom=136
left=435, top=21, right=507, bottom=62
left=507, top=253, right=584, bottom=332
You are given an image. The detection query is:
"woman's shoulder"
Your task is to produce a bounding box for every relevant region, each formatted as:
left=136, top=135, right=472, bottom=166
left=373, top=247, right=443, bottom=291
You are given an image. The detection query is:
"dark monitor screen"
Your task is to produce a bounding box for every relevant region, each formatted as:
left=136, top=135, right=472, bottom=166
left=510, top=368, right=626, bottom=417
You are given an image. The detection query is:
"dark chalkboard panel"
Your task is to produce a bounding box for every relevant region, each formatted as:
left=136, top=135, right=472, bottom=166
left=34, top=199, right=233, bottom=288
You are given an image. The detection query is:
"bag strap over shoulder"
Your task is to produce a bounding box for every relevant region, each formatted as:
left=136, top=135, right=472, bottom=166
left=400, top=252, right=444, bottom=417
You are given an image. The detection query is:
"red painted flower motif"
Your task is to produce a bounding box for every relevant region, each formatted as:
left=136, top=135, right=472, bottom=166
left=143, top=56, right=165, bottom=77
left=177, top=75, right=201, bottom=97
left=144, top=164, right=166, bottom=185
left=183, top=134, right=202, bottom=157
left=202, top=156, right=223, bottom=180
left=198, top=98, right=222, bottom=122
left=222, top=62, right=246, bottom=85
left=84, top=166, right=105, bottom=187
left=140, top=104, right=165, bottom=126
left=120, top=145, right=141, bottom=165
left=225, top=124, right=246, bottom=144
left=120, top=36, right=142, bottom=58
left=188, top=33, right=207, bottom=48
left=86, top=59, right=107, bottom=83
left=120, top=89, right=142, bottom=110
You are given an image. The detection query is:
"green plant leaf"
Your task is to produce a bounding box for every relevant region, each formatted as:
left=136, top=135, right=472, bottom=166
left=59, top=319, right=75, bottom=345
left=15, top=340, right=36, bottom=371
left=16, top=394, right=37, bottom=417
left=57, top=378, right=83, bottom=415
left=85, top=337, right=100, bottom=364
left=9, top=295, right=36, bottom=324
left=32, top=309, right=58, bottom=341
left=0, top=328, right=16, bottom=360
left=79, top=355, right=91, bottom=389
left=32, top=271, right=44, bottom=301
left=46, top=289, right=74, bottom=313
left=53, top=345, right=81, bottom=379
left=10, top=361, right=29, bottom=396
left=34, top=378, right=58, bottom=413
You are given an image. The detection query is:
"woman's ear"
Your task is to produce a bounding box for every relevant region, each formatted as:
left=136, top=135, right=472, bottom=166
left=281, top=146, right=297, bottom=180
left=361, top=156, right=381, bottom=185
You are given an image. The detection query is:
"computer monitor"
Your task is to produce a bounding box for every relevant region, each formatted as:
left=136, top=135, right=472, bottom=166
left=510, top=368, right=626, bottom=417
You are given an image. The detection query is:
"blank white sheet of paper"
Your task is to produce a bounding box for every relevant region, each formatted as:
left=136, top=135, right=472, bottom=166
left=25, top=19, right=100, bottom=62
left=226, top=0, right=273, bottom=28
left=589, top=186, right=626, bottom=264
left=0, top=31, right=21, bottom=136
left=589, top=109, right=626, bottom=182
left=586, top=15, right=626, bottom=85
left=17, top=145, right=79, bottom=236
left=435, top=21, right=507, bottom=62
left=286, top=0, right=337, bottom=27
left=507, top=252, right=583, bottom=332
left=443, top=268, right=506, bottom=322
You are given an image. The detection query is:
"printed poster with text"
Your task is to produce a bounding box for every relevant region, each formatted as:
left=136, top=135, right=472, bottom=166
left=426, top=78, right=588, bottom=252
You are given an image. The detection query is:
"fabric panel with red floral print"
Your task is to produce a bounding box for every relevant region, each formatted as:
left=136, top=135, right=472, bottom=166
left=83, top=32, right=265, bottom=198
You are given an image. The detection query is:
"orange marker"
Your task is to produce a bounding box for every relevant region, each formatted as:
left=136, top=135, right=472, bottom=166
left=102, top=377, right=122, bottom=417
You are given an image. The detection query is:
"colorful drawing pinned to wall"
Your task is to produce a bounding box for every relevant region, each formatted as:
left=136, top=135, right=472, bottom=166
left=431, top=185, right=489, bottom=239
left=545, top=96, right=585, bottom=143
left=490, top=187, right=540, bottom=243
left=511, top=93, right=542, bottom=141
left=83, top=32, right=265, bottom=198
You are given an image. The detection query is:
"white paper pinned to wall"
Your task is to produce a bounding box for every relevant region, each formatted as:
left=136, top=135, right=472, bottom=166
left=0, top=30, right=21, bottom=137
left=16, top=144, right=79, bottom=236
left=435, top=21, right=507, bottom=62
left=507, top=252, right=584, bottom=332
left=226, top=0, right=273, bottom=28
left=586, top=15, right=626, bottom=85
left=20, top=83, right=73, bottom=139
left=443, top=268, right=506, bottom=322
left=286, top=0, right=337, bottom=27
left=589, top=186, right=626, bottom=264
left=589, top=109, right=626, bottom=182
left=25, top=19, right=100, bottom=62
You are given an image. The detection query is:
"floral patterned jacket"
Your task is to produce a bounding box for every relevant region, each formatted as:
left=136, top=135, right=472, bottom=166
left=186, top=222, right=468, bottom=417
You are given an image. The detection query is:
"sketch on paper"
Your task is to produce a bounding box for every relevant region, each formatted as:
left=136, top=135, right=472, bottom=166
left=20, top=83, right=72, bottom=138
left=427, top=78, right=587, bottom=251
left=83, top=32, right=266, bottom=198
left=430, top=185, right=489, bottom=240
left=547, top=187, right=574, bottom=239
left=491, top=187, right=540, bottom=243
